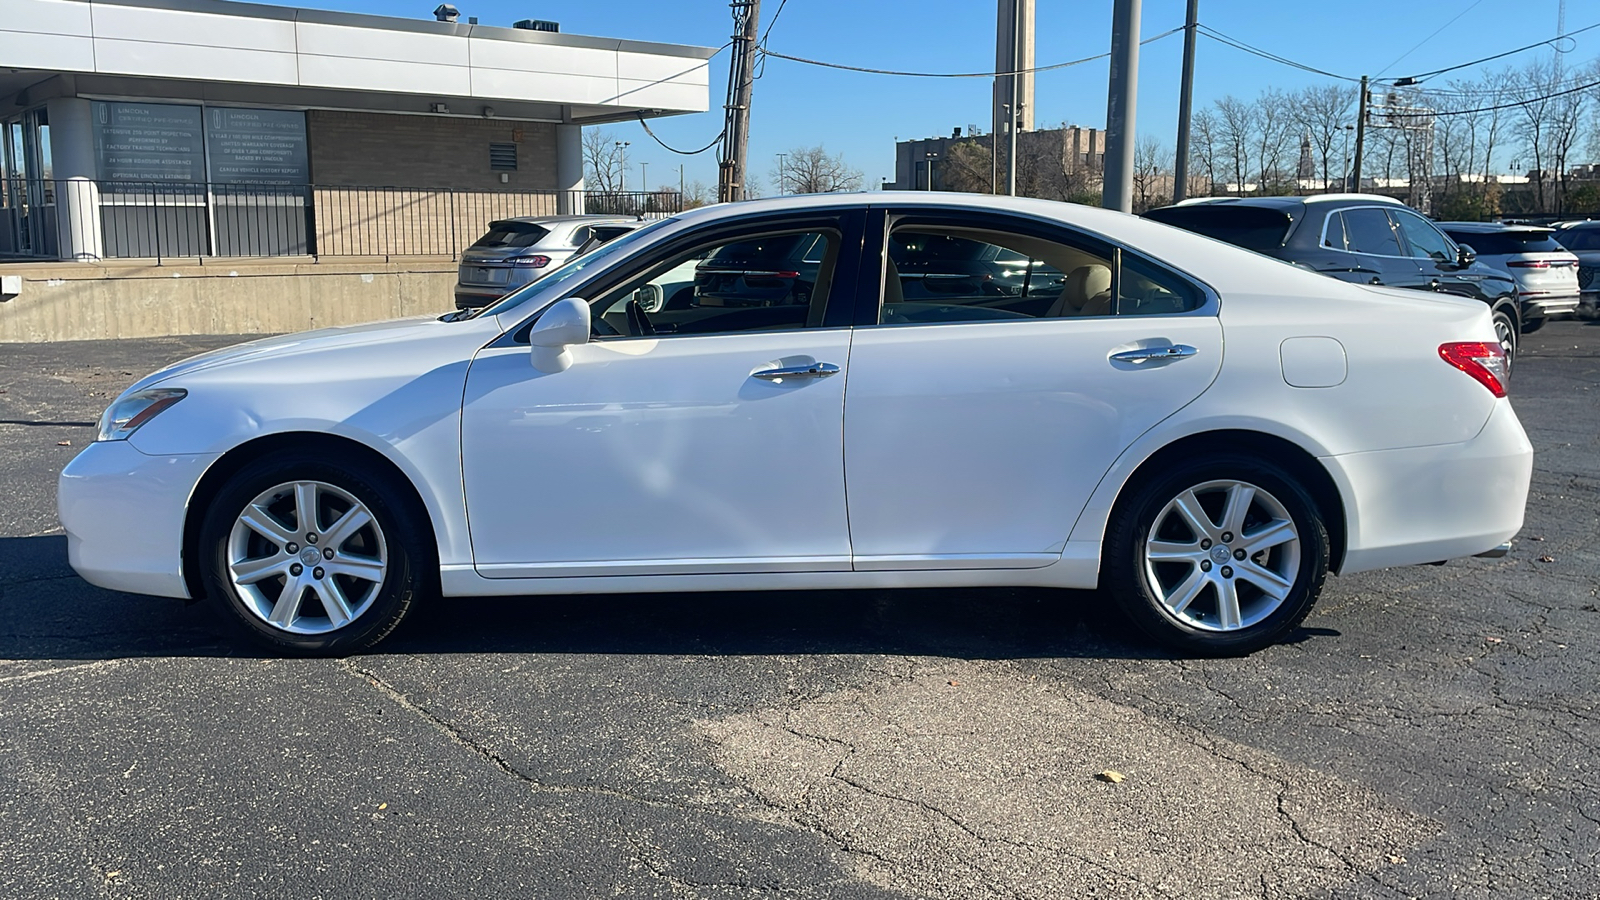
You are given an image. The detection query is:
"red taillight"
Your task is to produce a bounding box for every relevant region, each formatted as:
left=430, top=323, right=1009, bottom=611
left=1506, top=259, right=1576, bottom=268
left=1439, top=341, right=1508, bottom=398
left=508, top=255, right=552, bottom=267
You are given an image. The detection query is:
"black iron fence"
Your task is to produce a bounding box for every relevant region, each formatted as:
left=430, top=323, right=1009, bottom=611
left=0, top=178, right=681, bottom=262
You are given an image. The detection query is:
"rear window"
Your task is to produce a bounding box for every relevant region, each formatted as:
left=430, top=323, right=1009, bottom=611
left=471, top=221, right=551, bottom=249
left=1556, top=228, right=1600, bottom=252
left=1444, top=230, right=1563, bottom=255
left=1142, top=205, right=1294, bottom=252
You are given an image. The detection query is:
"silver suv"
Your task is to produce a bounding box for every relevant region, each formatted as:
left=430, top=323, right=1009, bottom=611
left=455, top=215, right=640, bottom=309
left=1439, top=222, right=1581, bottom=333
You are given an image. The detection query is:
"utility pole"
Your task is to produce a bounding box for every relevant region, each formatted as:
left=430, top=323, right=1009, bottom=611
left=1351, top=75, right=1369, bottom=192
left=1171, top=0, right=1199, bottom=203
left=776, top=152, right=787, bottom=195
left=1006, top=0, right=1021, bottom=196
left=718, top=0, right=761, bottom=203
left=1102, top=0, right=1140, bottom=212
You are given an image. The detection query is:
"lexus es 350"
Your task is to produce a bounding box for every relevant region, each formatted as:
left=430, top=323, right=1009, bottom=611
left=60, top=193, right=1532, bottom=656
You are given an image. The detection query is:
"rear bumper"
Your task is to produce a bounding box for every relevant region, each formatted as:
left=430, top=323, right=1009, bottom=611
left=455, top=284, right=512, bottom=309
left=58, top=441, right=219, bottom=599
left=1330, top=399, right=1532, bottom=574
left=1520, top=293, right=1581, bottom=319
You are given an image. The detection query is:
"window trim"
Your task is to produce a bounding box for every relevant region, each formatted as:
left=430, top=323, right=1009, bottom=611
left=1317, top=204, right=1453, bottom=261
left=496, top=208, right=869, bottom=346
left=860, top=207, right=1218, bottom=327
left=1387, top=207, right=1461, bottom=262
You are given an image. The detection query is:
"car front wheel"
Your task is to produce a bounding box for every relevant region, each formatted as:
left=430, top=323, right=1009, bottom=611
left=1104, top=456, right=1330, bottom=655
left=197, top=452, right=429, bottom=655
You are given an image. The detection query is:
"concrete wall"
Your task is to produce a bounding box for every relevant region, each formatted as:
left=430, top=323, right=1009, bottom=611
left=0, top=259, right=456, bottom=342
left=308, top=111, right=557, bottom=190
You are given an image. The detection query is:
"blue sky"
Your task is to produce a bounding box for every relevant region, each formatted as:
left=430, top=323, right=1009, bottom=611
left=312, top=0, right=1586, bottom=190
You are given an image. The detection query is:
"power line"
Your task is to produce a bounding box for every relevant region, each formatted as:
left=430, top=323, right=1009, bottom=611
left=758, top=26, right=1183, bottom=79
left=637, top=115, right=726, bottom=155
left=1376, top=0, right=1487, bottom=77
left=1384, top=77, right=1600, bottom=118
left=1401, top=20, right=1600, bottom=82
left=1197, top=25, right=1364, bottom=82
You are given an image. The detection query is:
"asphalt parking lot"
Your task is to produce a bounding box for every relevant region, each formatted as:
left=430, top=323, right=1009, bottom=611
left=2, top=322, right=1597, bottom=899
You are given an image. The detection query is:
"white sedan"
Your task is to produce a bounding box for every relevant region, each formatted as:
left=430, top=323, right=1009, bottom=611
left=59, top=193, right=1533, bottom=656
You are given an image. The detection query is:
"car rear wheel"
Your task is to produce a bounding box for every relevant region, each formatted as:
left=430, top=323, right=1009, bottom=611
left=1492, top=308, right=1518, bottom=371
left=1104, top=456, right=1330, bottom=656
left=198, top=452, right=429, bottom=655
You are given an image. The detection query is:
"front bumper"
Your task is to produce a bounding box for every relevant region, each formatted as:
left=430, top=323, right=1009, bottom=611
left=58, top=441, right=220, bottom=599
left=1331, top=399, right=1533, bottom=574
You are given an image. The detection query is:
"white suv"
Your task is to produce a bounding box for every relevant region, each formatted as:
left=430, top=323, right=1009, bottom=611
left=1440, top=222, right=1581, bottom=333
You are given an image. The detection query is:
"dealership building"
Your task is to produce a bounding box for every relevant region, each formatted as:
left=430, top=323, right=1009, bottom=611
left=0, top=0, right=712, bottom=339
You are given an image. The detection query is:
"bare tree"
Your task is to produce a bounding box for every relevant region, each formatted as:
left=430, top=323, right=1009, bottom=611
left=582, top=128, right=624, bottom=193
left=680, top=179, right=715, bottom=209
left=769, top=145, right=862, bottom=194
left=1292, top=84, right=1356, bottom=190
left=1132, top=136, right=1170, bottom=211
left=939, top=139, right=995, bottom=193
left=1252, top=89, right=1297, bottom=193
left=1189, top=108, right=1221, bottom=196
left=1213, top=95, right=1255, bottom=194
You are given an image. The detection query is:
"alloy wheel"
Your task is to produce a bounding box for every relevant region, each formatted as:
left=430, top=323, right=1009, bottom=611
left=225, top=480, right=388, bottom=635
left=1142, top=479, right=1301, bottom=632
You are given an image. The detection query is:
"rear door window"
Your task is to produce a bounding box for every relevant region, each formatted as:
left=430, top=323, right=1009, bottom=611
left=1340, top=208, right=1405, bottom=256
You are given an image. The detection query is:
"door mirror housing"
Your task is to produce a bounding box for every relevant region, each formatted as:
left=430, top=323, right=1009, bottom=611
left=1456, top=242, right=1477, bottom=269
left=528, top=297, right=590, bottom=373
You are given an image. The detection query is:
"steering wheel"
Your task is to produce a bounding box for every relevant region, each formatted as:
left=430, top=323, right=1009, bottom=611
left=626, top=298, right=656, bottom=336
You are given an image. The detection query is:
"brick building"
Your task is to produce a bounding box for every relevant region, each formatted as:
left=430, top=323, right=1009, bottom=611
left=885, top=125, right=1106, bottom=194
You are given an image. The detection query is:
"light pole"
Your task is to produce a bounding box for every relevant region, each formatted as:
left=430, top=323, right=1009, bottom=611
left=924, top=150, right=940, bottom=191
left=615, top=140, right=631, bottom=192
left=641, top=161, right=649, bottom=192
left=1341, top=125, right=1355, bottom=192
left=776, top=153, right=788, bottom=194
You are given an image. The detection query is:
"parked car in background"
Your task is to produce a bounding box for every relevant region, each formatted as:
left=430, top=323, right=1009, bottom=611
left=63, top=193, right=1531, bottom=658
left=1553, top=220, right=1600, bottom=319
left=1438, top=222, right=1580, bottom=333
left=1144, top=195, right=1524, bottom=365
left=455, top=215, right=640, bottom=309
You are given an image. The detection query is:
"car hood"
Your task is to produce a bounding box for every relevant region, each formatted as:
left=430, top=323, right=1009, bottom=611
left=124, top=314, right=455, bottom=395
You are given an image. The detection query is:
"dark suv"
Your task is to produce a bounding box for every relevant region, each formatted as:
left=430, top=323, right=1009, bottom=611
left=1144, top=195, right=1521, bottom=363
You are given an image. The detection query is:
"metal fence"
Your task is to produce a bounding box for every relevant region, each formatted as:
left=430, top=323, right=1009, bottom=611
left=0, top=178, right=681, bottom=262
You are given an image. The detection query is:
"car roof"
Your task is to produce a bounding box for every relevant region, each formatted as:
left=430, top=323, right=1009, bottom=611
left=1555, top=219, right=1600, bottom=230
left=1437, top=221, right=1554, bottom=235
left=489, top=215, right=640, bottom=227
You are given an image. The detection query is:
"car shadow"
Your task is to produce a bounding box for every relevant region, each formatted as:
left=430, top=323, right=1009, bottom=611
left=0, top=535, right=1336, bottom=662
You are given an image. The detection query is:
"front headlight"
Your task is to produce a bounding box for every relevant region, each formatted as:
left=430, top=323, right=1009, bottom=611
left=97, top=388, right=187, bottom=442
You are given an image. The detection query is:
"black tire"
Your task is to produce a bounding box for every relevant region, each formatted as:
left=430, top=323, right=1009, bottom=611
left=1492, top=307, right=1518, bottom=372
left=197, top=450, right=431, bottom=656
left=1103, top=454, right=1330, bottom=656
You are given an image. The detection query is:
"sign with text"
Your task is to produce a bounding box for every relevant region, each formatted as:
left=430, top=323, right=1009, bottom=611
left=92, top=102, right=205, bottom=183
left=205, top=107, right=308, bottom=185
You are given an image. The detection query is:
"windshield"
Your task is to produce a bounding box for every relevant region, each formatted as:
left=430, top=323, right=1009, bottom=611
left=461, top=217, right=677, bottom=320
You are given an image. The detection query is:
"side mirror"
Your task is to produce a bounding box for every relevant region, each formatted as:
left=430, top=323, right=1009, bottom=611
left=528, top=297, right=590, bottom=373
left=1456, top=243, right=1477, bottom=269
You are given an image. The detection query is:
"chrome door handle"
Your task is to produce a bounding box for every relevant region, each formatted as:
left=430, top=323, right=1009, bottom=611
left=752, top=362, right=840, bottom=381
left=1109, top=345, right=1197, bottom=363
